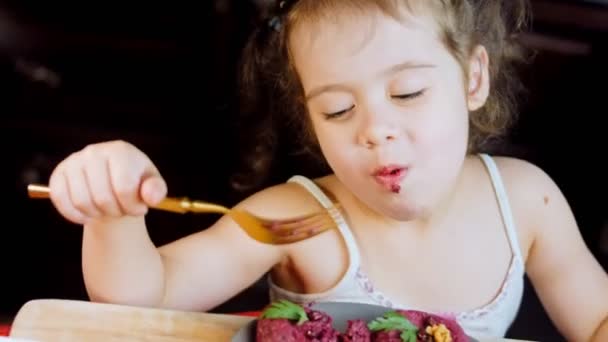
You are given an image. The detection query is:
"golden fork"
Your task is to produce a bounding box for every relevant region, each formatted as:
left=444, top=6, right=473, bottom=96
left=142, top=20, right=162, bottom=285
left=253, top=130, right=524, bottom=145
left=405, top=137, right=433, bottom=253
left=27, top=184, right=339, bottom=245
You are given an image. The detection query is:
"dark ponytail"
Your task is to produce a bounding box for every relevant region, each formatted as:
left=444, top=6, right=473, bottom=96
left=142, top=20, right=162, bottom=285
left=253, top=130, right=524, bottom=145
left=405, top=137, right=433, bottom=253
left=230, top=6, right=295, bottom=194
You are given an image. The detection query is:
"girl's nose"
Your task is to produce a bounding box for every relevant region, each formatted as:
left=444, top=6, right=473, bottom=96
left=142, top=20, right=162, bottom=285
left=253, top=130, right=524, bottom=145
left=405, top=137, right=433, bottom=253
left=357, top=113, right=400, bottom=149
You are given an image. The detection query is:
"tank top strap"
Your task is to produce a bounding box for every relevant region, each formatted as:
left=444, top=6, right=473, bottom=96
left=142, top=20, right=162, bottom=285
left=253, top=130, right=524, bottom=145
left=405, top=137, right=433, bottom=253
left=478, top=154, right=524, bottom=264
left=287, top=175, right=361, bottom=270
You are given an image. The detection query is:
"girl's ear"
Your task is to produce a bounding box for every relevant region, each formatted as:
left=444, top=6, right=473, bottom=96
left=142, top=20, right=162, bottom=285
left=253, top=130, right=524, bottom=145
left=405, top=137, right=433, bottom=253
left=467, top=45, right=490, bottom=111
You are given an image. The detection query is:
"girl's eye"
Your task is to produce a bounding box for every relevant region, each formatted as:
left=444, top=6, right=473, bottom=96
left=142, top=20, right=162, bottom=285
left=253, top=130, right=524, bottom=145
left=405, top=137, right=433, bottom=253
left=392, top=89, right=426, bottom=101
left=323, top=105, right=355, bottom=119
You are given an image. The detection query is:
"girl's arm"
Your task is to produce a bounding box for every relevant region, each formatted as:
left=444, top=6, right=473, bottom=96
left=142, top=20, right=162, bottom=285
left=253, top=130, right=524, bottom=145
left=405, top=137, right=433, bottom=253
left=83, top=181, right=318, bottom=312
left=50, top=139, right=292, bottom=312
left=499, top=157, right=608, bottom=342
left=83, top=210, right=284, bottom=312
left=144, top=181, right=317, bottom=312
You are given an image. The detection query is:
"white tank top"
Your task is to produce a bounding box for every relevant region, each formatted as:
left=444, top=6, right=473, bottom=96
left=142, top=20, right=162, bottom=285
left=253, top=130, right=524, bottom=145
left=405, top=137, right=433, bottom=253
left=268, top=154, right=525, bottom=340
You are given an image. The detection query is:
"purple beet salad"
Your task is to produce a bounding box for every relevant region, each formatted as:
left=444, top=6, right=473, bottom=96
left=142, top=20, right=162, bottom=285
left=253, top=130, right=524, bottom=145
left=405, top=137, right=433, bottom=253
left=255, top=300, right=469, bottom=342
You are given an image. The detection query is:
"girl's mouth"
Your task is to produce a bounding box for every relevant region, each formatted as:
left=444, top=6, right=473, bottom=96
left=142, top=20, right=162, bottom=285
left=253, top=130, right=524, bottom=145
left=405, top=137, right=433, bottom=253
left=372, top=165, right=408, bottom=193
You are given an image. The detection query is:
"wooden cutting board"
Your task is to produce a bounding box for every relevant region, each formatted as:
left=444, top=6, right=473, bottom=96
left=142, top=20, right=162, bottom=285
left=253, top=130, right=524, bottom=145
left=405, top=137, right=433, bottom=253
left=9, top=299, right=254, bottom=341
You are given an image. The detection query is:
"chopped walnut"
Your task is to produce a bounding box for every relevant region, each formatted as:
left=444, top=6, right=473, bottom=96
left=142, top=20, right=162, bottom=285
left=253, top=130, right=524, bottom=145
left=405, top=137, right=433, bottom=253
left=425, top=323, right=453, bottom=342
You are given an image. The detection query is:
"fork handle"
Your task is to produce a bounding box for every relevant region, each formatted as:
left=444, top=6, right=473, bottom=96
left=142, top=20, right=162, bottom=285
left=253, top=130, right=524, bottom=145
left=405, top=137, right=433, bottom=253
left=26, top=184, right=230, bottom=215
left=27, top=184, right=52, bottom=199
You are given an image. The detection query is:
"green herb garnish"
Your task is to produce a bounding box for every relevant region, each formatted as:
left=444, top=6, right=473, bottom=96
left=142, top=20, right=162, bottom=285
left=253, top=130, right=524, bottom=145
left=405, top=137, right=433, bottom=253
left=368, top=311, right=418, bottom=342
left=260, top=300, right=309, bottom=325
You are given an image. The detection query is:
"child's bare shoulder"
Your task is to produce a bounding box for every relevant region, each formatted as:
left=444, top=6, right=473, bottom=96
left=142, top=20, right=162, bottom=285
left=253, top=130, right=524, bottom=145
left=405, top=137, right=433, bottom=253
left=234, top=176, right=330, bottom=218
left=491, top=156, right=572, bottom=232
left=491, top=156, right=560, bottom=200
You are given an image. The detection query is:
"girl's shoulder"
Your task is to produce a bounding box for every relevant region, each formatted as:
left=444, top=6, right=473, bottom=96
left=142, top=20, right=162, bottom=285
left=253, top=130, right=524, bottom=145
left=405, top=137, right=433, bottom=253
left=467, top=154, right=556, bottom=207
left=233, top=174, right=335, bottom=219
left=478, top=155, right=574, bottom=256
left=487, top=155, right=559, bottom=202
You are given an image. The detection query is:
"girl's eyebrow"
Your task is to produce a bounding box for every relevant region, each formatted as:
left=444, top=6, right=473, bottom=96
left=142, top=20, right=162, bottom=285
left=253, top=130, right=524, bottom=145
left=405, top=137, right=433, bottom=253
left=383, top=61, right=436, bottom=77
left=305, top=61, right=436, bottom=101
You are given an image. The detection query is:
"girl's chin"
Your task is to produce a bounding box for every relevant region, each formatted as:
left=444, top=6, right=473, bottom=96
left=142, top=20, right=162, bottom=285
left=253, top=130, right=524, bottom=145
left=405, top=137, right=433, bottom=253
left=387, top=207, right=427, bottom=222
left=370, top=200, right=429, bottom=222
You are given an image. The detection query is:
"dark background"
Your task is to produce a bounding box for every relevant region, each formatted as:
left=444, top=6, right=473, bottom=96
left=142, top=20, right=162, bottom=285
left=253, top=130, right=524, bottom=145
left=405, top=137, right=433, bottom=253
left=0, top=1, right=607, bottom=341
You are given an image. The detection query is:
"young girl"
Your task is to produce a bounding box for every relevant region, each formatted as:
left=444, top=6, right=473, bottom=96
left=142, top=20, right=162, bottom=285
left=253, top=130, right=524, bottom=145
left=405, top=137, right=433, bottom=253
left=45, top=0, right=608, bottom=341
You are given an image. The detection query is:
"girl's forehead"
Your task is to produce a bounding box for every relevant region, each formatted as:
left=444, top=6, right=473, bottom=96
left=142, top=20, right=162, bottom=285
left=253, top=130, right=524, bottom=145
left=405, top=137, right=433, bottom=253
left=287, top=0, right=441, bottom=33
left=288, top=10, right=446, bottom=90
left=288, top=9, right=441, bottom=61
left=288, top=5, right=440, bottom=52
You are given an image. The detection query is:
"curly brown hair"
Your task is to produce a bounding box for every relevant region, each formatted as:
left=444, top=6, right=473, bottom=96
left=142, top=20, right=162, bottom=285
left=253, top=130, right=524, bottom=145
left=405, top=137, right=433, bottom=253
left=231, top=0, right=531, bottom=192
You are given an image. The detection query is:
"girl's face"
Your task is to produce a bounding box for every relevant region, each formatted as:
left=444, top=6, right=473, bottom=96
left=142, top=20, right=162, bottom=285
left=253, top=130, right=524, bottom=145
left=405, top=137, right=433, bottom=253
left=289, top=10, right=489, bottom=221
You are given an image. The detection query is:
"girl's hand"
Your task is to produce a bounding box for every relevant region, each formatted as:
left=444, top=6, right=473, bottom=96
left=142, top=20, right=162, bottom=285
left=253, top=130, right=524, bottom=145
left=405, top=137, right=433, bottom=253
left=48, top=140, right=167, bottom=224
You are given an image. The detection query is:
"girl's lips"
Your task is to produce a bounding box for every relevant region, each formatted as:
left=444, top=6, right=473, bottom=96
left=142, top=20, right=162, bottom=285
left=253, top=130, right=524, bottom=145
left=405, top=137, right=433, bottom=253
left=372, top=166, right=408, bottom=193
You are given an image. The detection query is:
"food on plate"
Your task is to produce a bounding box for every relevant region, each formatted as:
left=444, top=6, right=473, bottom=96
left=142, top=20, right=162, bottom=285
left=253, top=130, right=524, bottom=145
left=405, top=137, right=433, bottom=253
left=368, top=310, right=467, bottom=342
left=341, top=319, right=372, bottom=342
left=255, top=300, right=469, bottom=342
left=256, top=300, right=340, bottom=341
